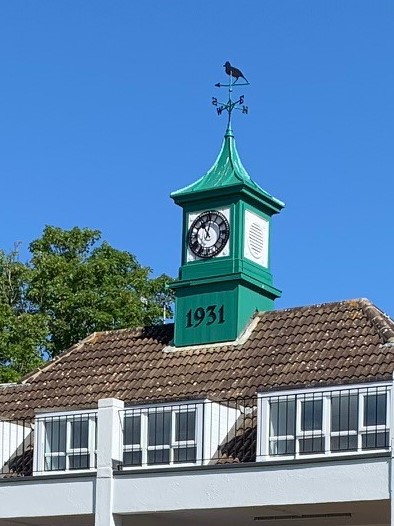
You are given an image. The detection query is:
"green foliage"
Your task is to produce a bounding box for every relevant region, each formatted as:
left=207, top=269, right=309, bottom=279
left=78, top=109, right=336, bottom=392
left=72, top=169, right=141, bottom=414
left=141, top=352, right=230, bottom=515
left=0, top=227, right=173, bottom=382
left=0, top=247, right=48, bottom=381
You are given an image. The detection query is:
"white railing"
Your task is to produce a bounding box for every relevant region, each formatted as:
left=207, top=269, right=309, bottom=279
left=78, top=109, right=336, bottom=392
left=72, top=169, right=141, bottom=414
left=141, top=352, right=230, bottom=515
left=1, top=383, right=391, bottom=478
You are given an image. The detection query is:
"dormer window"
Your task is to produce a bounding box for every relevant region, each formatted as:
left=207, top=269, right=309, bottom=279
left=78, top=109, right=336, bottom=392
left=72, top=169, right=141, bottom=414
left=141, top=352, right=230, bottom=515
left=34, top=411, right=97, bottom=473
left=121, top=400, right=241, bottom=468
left=257, top=383, right=390, bottom=460
left=122, top=402, right=202, bottom=467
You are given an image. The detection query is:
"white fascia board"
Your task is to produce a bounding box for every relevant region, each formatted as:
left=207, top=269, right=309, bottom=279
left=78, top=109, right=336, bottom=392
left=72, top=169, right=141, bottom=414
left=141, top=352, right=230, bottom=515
left=123, top=399, right=207, bottom=411
left=258, top=380, right=392, bottom=399
left=35, top=407, right=98, bottom=418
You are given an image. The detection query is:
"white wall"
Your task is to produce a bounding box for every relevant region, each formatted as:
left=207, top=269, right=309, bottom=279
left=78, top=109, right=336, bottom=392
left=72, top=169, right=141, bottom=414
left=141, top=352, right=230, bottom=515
left=113, top=457, right=390, bottom=514
left=0, top=476, right=95, bottom=519
left=0, top=421, right=32, bottom=469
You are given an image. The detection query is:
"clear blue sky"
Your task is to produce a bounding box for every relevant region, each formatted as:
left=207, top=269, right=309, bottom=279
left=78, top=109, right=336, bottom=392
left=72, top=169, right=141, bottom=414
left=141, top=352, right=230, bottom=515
left=1, top=1, right=393, bottom=317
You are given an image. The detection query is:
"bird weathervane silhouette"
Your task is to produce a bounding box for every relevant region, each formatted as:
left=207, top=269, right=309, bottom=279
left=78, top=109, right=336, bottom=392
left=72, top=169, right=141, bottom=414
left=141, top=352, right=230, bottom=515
left=212, top=61, right=249, bottom=127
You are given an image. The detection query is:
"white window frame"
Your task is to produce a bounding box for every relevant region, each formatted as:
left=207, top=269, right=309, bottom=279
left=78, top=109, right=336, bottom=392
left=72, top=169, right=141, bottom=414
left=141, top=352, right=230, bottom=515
left=122, top=401, right=203, bottom=469
left=257, top=382, right=391, bottom=462
left=359, top=388, right=390, bottom=449
left=34, top=409, right=97, bottom=475
left=267, top=396, right=296, bottom=457
left=295, top=394, right=326, bottom=456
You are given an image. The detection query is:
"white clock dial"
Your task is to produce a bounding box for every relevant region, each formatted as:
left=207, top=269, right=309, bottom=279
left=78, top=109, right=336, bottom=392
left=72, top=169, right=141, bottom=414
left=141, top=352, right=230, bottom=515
left=187, top=208, right=230, bottom=261
left=244, top=209, right=269, bottom=267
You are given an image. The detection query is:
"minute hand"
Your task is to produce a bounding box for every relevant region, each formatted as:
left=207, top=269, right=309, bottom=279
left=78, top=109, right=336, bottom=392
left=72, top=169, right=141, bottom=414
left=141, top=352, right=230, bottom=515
left=203, top=223, right=211, bottom=240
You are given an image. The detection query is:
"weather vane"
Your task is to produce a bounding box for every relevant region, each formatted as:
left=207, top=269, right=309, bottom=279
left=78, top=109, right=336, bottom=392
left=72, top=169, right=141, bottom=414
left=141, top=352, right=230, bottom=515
left=212, top=61, right=249, bottom=127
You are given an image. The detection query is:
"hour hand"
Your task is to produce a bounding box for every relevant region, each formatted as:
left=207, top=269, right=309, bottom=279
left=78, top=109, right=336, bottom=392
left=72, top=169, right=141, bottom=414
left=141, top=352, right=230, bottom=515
left=203, top=224, right=211, bottom=240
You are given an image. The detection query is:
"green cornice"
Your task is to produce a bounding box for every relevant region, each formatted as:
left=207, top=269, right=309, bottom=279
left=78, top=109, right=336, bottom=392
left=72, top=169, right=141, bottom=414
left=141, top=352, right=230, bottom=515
left=171, top=125, right=285, bottom=212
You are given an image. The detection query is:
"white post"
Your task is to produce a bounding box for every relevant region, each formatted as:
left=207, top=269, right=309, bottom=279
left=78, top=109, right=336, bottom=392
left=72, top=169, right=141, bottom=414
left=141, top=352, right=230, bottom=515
left=95, top=398, right=124, bottom=526
left=390, top=376, right=394, bottom=526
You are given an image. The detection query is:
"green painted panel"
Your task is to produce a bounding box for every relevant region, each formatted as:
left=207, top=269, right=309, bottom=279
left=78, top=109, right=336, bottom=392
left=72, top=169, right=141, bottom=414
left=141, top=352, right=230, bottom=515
left=174, top=283, right=238, bottom=346
left=236, top=285, right=276, bottom=335
left=173, top=280, right=280, bottom=347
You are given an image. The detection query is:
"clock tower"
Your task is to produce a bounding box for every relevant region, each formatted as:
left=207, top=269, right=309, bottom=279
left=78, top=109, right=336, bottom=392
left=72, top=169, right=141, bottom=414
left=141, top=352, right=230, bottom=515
left=171, top=66, right=284, bottom=347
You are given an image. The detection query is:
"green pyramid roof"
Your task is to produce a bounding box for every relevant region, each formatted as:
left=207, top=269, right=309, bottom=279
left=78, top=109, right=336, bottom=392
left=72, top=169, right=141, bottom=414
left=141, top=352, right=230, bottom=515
left=171, top=125, right=284, bottom=210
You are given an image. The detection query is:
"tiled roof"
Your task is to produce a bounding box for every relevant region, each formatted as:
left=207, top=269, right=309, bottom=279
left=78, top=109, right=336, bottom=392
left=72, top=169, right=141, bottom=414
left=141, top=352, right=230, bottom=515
left=1, top=298, right=393, bottom=419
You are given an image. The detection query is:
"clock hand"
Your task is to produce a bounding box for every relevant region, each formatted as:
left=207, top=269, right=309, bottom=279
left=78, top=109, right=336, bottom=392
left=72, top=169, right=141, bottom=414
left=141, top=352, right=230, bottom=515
left=200, top=221, right=211, bottom=240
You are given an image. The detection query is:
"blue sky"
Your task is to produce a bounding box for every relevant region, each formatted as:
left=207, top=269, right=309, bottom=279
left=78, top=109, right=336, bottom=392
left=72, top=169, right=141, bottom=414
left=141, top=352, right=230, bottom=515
left=1, top=1, right=393, bottom=317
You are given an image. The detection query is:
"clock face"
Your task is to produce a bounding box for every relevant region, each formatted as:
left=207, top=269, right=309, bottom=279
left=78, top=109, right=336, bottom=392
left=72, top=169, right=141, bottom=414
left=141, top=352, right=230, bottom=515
left=188, top=210, right=230, bottom=259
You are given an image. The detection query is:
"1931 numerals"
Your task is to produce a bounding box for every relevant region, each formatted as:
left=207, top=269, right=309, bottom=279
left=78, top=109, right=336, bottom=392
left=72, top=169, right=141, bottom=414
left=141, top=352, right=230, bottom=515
left=186, top=305, right=225, bottom=328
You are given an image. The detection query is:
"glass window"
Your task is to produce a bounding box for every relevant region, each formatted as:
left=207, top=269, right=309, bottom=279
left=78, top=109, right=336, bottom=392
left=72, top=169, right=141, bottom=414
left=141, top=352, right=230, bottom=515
left=45, top=420, right=66, bottom=453
left=174, top=446, right=197, bottom=463
left=175, top=411, right=195, bottom=442
left=331, top=394, right=358, bottom=432
left=148, top=411, right=171, bottom=446
left=42, top=415, right=95, bottom=472
left=300, top=398, right=323, bottom=432
left=124, top=451, right=142, bottom=466
left=331, top=435, right=358, bottom=452
left=45, top=455, right=66, bottom=471
left=270, top=399, right=295, bottom=437
left=299, top=436, right=325, bottom=454
left=263, top=386, right=391, bottom=460
left=269, top=439, right=295, bottom=456
left=123, top=404, right=199, bottom=467
left=124, top=415, right=141, bottom=446
left=362, top=431, right=389, bottom=449
left=364, top=393, right=387, bottom=427
left=148, top=449, right=170, bottom=465
left=69, top=454, right=89, bottom=470
left=70, top=419, right=89, bottom=449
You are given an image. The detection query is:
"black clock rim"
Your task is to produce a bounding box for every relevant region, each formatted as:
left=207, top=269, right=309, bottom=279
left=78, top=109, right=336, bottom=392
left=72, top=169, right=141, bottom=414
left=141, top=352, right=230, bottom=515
left=188, top=210, right=230, bottom=259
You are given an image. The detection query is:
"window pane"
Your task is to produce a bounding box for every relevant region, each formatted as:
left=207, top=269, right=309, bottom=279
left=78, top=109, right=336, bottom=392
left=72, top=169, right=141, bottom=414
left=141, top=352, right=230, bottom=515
left=123, top=451, right=142, bottom=466
left=124, top=415, right=141, bottom=445
left=70, top=419, right=89, bottom=449
left=330, top=435, right=358, bottom=452
left=44, top=455, right=66, bottom=471
left=174, top=447, right=197, bottom=463
left=69, top=454, right=89, bottom=470
left=269, top=439, right=295, bottom=456
left=331, top=394, right=358, bottom=432
left=175, top=411, right=196, bottom=442
left=300, top=399, right=323, bottom=432
left=299, top=436, right=325, bottom=454
left=362, top=431, right=389, bottom=450
left=148, top=449, right=170, bottom=465
left=364, top=394, right=387, bottom=427
left=45, top=420, right=66, bottom=453
left=148, top=412, right=171, bottom=446
left=270, top=400, right=295, bottom=437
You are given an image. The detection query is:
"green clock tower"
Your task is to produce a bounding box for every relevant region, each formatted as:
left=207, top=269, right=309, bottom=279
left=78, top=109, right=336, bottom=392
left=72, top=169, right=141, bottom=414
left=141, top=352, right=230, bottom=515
left=171, top=65, right=284, bottom=347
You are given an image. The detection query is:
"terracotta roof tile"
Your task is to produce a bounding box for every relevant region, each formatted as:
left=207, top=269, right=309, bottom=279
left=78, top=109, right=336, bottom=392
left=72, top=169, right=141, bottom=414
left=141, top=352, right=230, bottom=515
left=0, top=298, right=393, bottom=418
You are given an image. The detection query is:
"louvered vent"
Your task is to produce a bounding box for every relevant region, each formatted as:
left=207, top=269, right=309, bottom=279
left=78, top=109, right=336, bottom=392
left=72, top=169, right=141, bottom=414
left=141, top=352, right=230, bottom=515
left=248, top=222, right=264, bottom=258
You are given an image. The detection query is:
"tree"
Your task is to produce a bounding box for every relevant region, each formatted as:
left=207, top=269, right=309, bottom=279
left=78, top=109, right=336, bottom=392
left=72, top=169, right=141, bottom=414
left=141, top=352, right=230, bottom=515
left=0, top=247, right=48, bottom=382
left=0, top=227, right=173, bottom=382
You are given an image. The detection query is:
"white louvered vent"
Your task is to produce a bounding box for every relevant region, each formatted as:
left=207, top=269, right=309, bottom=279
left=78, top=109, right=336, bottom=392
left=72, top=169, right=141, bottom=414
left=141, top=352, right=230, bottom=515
left=244, top=209, right=269, bottom=267
left=248, top=222, right=264, bottom=258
